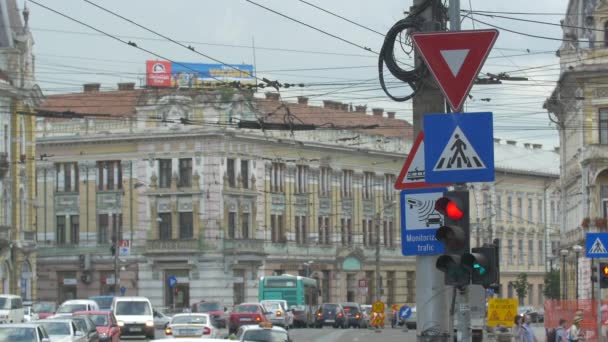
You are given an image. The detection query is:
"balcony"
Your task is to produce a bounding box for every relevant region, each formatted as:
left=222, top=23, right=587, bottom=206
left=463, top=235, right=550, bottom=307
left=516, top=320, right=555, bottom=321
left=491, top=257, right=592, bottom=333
left=0, top=152, right=7, bottom=179
left=144, top=239, right=200, bottom=254
left=16, top=231, right=36, bottom=252
left=0, top=225, right=10, bottom=248
left=223, top=239, right=267, bottom=256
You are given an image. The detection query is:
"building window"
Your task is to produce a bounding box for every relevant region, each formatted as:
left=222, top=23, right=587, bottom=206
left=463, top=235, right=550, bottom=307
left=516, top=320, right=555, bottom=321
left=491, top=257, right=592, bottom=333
left=601, top=109, right=608, bottom=144
left=70, top=215, right=79, bottom=245
left=496, top=195, right=502, bottom=221
left=363, top=172, right=373, bottom=200
left=483, top=193, right=491, bottom=219
left=528, top=239, right=534, bottom=265
left=388, top=221, right=394, bottom=247
left=56, top=216, right=66, bottom=245
left=226, top=158, right=236, bottom=188
left=341, top=170, right=353, bottom=198
left=241, top=212, right=250, bottom=239
left=271, top=214, right=285, bottom=243
left=179, top=212, right=193, bottom=239
left=55, top=162, right=79, bottom=192
left=518, top=239, right=524, bottom=265
left=507, top=196, right=513, bottom=222
left=295, top=165, right=309, bottom=194
left=158, top=213, right=172, bottom=240
left=527, top=197, right=533, bottom=222
left=538, top=284, right=543, bottom=306
left=318, top=216, right=330, bottom=244
left=319, top=167, right=330, bottom=196
left=384, top=174, right=395, bottom=201
left=517, top=198, right=523, bottom=223
left=271, top=163, right=285, bottom=193
left=97, top=161, right=122, bottom=191
left=241, top=160, right=249, bottom=189
left=340, top=218, right=348, bottom=246
left=386, top=271, right=395, bottom=306
left=159, top=159, right=172, bottom=188
left=363, top=219, right=373, bottom=247
left=97, top=213, right=119, bottom=245
left=295, top=216, right=307, bottom=244
left=538, top=240, right=544, bottom=266
left=228, top=212, right=236, bottom=239
left=508, top=239, right=513, bottom=265
left=528, top=285, right=534, bottom=305
left=538, top=199, right=543, bottom=224
left=550, top=201, right=556, bottom=224
left=178, top=158, right=192, bottom=187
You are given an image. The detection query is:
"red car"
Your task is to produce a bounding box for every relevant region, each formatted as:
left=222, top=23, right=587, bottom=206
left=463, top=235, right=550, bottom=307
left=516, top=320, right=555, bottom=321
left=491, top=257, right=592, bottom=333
left=32, top=301, right=57, bottom=320
left=73, top=310, right=121, bottom=342
left=228, top=303, right=268, bottom=334
left=191, top=301, right=227, bottom=328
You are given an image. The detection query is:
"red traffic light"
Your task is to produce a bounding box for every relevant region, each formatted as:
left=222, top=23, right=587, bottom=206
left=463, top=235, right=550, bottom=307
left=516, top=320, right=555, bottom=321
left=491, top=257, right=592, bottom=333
left=435, top=197, right=464, bottom=220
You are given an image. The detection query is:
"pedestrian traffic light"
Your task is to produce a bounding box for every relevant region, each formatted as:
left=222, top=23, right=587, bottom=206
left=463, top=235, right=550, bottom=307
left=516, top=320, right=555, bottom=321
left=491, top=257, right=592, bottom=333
left=435, top=190, right=470, bottom=287
left=110, top=244, right=116, bottom=257
left=463, top=245, right=498, bottom=288
left=600, top=262, right=608, bottom=289
left=79, top=255, right=86, bottom=269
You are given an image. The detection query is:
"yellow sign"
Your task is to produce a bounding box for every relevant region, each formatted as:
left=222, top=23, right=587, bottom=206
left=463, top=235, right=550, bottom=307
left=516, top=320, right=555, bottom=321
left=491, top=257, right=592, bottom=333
left=371, top=312, right=385, bottom=327
left=391, top=304, right=400, bottom=311
left=487, top=298, right=518, bottom=327
left=372, top=301, right=385, bottom=313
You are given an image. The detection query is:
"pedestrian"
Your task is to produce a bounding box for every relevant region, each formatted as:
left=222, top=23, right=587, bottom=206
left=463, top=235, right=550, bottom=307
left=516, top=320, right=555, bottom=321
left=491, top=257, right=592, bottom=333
left=555, top=319, right=569, bottom=342
left=522, top=314, right=538, bottom=342
left=568, top=316, right=584, bottom=342
left=512, top=314, right=525, bottom=342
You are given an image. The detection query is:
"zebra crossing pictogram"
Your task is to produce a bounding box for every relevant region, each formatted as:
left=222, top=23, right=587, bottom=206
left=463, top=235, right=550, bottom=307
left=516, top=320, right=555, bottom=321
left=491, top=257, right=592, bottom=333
left=432, top=126, right=485, bottom=171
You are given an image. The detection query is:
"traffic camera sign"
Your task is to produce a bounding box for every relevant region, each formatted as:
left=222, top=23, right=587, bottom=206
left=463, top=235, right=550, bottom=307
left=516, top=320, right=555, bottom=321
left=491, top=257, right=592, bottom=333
left=411, top=29, right=499, bottom=112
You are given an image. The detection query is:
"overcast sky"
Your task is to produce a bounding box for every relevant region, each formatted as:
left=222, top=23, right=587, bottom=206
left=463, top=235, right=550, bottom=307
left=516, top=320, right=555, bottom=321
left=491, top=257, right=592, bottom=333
left=26, top=0, right=567, bottom=148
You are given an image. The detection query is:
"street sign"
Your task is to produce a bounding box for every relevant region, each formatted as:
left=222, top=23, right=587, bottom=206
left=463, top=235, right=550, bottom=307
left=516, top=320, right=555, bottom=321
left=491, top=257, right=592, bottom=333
left=400, top=188, right=447, bottom=256
left=424, top=112, right=494, bottom=184
left=118, top=240, right=131, bottom=257
left=399, top=305, right=412, bottom=319
left=486, top=298, right=517, bottom=327
left=394, top=131, right=451, bottom=190
left=411, top=29, right=499, bottom=112
left=167, top=276, right=177, bottom=288
left=586, top=233, right=608, bottom=258
left=372, top=301, right=385, bottom=314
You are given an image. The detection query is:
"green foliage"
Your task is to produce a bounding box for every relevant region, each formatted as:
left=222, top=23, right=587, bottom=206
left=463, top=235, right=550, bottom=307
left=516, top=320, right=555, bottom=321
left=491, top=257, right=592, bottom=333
left=510, top=273, right=531, bottom=305
left=543, top=269, right=560, bottom=300
left=219, top=87, right=235, bottom=102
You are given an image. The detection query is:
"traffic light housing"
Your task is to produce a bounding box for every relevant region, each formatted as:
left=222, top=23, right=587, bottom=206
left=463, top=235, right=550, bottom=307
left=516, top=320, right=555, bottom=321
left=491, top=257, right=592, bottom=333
left=600, top=262, right=608, bottom=289
left=463, top=245, right=498, bottom=289
left=435, top=190, right=470, bottom=287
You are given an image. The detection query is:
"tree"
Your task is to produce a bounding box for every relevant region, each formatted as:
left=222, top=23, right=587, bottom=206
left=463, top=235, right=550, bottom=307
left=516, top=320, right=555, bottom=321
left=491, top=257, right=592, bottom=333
left=543, top=269, right=560, bottom=300
left=509, top=273, right=531, bottom=305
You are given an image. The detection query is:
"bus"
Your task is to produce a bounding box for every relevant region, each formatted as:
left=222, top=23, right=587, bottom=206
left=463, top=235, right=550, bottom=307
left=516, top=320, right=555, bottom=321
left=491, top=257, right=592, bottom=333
left=258, top=274, right=319, bottom=327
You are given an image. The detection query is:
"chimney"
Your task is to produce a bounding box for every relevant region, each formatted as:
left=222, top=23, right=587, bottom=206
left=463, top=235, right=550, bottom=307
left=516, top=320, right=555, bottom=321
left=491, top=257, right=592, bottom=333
left=372, top=108, right=384, bottom=117
left=297, top=96, right=309, bottom=105
left=83, top=83, right=101, bottom=93
left=493, top=138, right=501, bottom=144
left=265, top=92, right=280, bottom=100
left=506, top=140, right=516, bottom=146
left=524, top=143, right=531, bottom=149
left=387, top=111, right=396, bottom=119
left=117, top=82, right=135, bottom=90
left=355, top=105, right=367, bottom=113
left=532, top=144, right=543, bottom=149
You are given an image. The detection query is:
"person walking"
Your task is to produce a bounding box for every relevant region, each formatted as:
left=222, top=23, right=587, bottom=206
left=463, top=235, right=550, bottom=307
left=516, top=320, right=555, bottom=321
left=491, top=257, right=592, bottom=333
left=512, top=314, right=525, bottom=342
left=568, top=316, right=584, bottom=342
left=522, top=314, right=538, bottom=342
left=555, top=319, right=569, bottom=342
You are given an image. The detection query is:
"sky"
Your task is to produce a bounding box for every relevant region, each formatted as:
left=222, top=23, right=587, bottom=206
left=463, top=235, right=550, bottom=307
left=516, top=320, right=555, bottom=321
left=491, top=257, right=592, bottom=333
left=25, top=0, right=568, bottom=149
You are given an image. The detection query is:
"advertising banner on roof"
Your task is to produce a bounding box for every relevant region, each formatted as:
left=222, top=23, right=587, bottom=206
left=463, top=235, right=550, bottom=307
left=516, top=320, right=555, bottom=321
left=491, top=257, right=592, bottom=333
left=145, top=60, right=255, bottom=88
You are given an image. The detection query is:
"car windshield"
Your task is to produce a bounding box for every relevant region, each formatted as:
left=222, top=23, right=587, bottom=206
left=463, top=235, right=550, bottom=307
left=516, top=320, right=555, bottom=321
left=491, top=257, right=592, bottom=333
left=235, top=305, right=260, bottom=313
left=343, top=306, right=359, bottom=313
left=115, top=301, right=151, bottom=315
left=87, top=314, right=109, bottom=327
left=91, top=297, right=113, bottom=309
left=57, top=304, right=87, bottom=313
left=195, top=302, right=220, bottom=311
left=171, top=315, right=208, bottom=325
left=242, top=329, right=289, bottom=342
left=41, top=321, right=71, bottom=335
left=33, top=302, right=56, bottom=313
left=263, top=303, right=281, bottom=311
left=0, top=327, right=37, bottom=342
left=322, top=304, right=339, bottom=313
left=361, top=307, right=371, bottom=314
left=0, top=299, right=9, bottom=310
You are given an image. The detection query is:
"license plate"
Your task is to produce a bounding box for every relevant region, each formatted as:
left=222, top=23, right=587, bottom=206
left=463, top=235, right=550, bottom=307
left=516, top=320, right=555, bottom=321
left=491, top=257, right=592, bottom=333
left=240, top=317, right=252, bottom=321
left=178, top=329, right=199, bottom=336
left=129, top=327, right=142, bottom=332
left=325, top=319, right=335, bottom=323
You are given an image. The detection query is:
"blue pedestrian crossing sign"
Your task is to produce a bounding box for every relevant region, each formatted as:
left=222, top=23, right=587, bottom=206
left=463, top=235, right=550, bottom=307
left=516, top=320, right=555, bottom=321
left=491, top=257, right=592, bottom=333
left=424, top=112, right=495, bottom=184
left=168, top=276, right=177, bottom=288
left=586, top=233, right=608, bottom=258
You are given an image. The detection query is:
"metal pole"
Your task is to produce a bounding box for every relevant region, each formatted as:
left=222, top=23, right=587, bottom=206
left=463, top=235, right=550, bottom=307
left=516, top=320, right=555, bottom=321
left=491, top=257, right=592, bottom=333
left=375, top=212, right=381, bottom=303
left=598, top=262, right=602, bottom=342
left=576, top=251, right=579, bottom=300
left=562, top=255, right=567, bottom=300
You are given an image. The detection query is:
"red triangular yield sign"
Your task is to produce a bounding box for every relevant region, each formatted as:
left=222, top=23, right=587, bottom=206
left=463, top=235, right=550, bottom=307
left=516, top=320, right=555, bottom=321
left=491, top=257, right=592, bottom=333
left=394, top=131, right=451, bottom=190
left=411, top=29, right=499, bottom=112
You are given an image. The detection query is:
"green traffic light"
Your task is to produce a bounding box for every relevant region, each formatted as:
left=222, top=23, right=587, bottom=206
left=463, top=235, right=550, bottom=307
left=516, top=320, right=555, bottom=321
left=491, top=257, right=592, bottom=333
left=473, top=263, right=486, bottom=275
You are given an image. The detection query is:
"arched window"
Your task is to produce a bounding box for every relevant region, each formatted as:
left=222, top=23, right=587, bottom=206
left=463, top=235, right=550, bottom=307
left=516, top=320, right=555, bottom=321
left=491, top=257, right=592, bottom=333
left=20, top=261, right=32, bottom=300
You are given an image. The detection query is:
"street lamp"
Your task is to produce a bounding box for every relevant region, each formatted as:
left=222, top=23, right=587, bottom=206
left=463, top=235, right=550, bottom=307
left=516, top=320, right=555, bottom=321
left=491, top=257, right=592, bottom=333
left=560, top=249, right=569, bottom=299
left=572, top=245, right=583, bottom=300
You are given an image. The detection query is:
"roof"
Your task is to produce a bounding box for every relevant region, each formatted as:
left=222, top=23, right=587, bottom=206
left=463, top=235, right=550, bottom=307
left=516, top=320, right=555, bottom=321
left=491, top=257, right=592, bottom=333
left=0, top=0, right=22, bottom=48
left=60, top=299, right=97, bottom=305
left=494, top=142, right=560, bottom=177
left=72, top=311, right=110, bottom=316
left=0, top=323, right=43, bottom=328
left=172, top=313, right=210, bottom=317
left=39, top=89, right=144, bottom=118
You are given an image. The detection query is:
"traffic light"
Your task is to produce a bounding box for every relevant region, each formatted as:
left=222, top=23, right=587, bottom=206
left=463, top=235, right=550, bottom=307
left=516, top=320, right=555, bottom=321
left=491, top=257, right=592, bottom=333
left=79, top=254, right=91, bottom=270
left=79, top=255, right=86, bottom=269
left=435, top=190, right=470, bottom=286
left=600, top=262, right=608, bottom=289
left=110, top=244, right=116, bottom=257
left=463, top=245, right=498, bottom=289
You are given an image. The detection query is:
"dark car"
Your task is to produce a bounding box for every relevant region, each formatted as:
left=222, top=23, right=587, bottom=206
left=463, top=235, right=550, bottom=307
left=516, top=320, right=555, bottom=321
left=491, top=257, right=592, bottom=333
left=315, top=303, right=346, bottom=329
left=341, top=303, right=362, bottom=328
left=291, top=305, right=312, bottom=328
left=191, top=301, right=227, bottom=329
left=68, top=315, right=100, bottom=342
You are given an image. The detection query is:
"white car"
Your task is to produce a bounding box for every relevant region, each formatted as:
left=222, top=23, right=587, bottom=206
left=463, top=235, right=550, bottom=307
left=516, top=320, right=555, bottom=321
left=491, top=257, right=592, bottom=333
left=261, top=300, right=293, bottom=328
left=53, top=300, right=99, bottom=318
left=34, top=319, right=87, bottom=342
left=165, top=313, right=218, bottom=339
left=236, top=323, right=290, bottom=342
left=0, top=323, right=52, bottom=342
left=113, top=296, right=155, bottom=339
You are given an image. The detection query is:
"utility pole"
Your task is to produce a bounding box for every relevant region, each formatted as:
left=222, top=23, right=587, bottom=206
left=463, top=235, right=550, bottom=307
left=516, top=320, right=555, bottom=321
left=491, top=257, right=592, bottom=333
left=413, top=0, right=450, bottom=340
left=375, top=212, right=381, bottom=302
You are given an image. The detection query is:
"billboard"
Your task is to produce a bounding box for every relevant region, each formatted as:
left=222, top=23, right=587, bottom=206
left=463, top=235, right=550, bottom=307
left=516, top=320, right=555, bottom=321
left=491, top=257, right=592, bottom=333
left=145, top=60, right=255, bottom=88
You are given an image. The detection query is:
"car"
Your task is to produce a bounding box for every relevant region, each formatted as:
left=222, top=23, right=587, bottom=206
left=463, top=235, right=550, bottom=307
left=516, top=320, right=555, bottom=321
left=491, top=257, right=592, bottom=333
left=261, top=300, right=290, bottom=329
left=261, top=300, right=293, bottom=328
left=150, top=339, right=226, bottom=342
left=426, top=213, right=442, bottom=227
left=290, top=305, right=312, bottom=328
left=88, top=296, right=114, bottom=312
left=191, top=301, right=228, bottom=329
left=0, top=294, right=24, bottom=323
left=0, top=323, right=52, bottom=342
left=165, top=313, right=218, bottom=339
left=228, top=303, right=269, bottom=334
left=112, top=296, right=155, bottom=339
left=54, top=300, right=100, bottom=318
left=31, top=302, right=57, bottom=320
left=59, top=315, right=100, bottom=342
left=236, top=322, right=292, bottom=342
left=73, top=311, right=121, bottom=342
left=314, top=303, right=346, bottom=328
left=341, top=302, right=363, bottom=328
left=360, top=305, right=371, bottom=328
left=404, top=306, right=417, bottom=329
left=24, top=305, right=33, bottom=322
left=34, top=318, right=88, bottom=342
left=153, top=309, right=171, bottom=329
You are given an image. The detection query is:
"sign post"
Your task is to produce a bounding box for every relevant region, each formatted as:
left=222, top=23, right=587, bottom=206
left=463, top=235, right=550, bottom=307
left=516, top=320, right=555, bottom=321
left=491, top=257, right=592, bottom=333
left=585, top=232, right=608, bottom=342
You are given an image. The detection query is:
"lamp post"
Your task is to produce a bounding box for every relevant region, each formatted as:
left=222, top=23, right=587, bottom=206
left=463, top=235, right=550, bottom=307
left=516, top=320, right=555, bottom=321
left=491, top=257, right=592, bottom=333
left=560, top=249, right=569, bottom=299
left=572, top=245, right=583, bottom=300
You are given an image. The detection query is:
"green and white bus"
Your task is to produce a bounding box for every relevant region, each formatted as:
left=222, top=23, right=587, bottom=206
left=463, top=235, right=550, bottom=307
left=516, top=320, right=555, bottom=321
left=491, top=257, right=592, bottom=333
left=258, top=274, right=319, bottom=327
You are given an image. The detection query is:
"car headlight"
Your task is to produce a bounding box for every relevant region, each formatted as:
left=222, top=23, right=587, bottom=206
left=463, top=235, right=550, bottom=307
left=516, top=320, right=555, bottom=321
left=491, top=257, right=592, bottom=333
left=145, top=320, right=154, bottom=327
left=117, top=321, right=124, bottom=327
